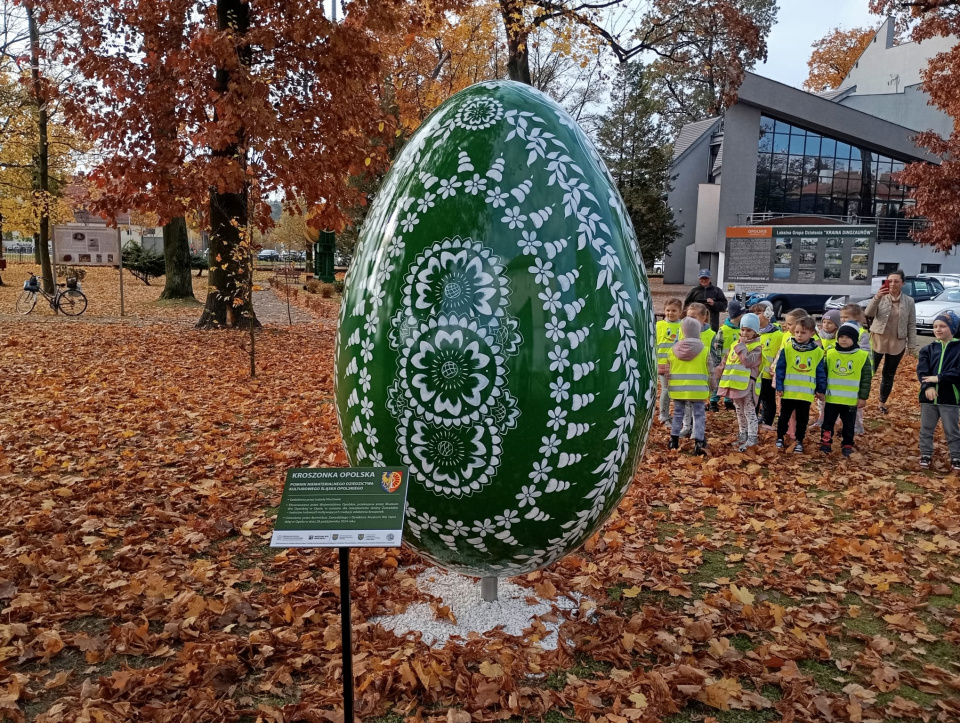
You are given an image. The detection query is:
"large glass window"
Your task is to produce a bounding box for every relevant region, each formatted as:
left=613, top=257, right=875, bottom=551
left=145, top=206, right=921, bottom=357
left=755, top=116, right=915, bottom=219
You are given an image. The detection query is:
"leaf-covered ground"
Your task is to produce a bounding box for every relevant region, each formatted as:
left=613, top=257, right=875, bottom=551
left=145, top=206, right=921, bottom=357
left=1, top=299, right=959, bottom=722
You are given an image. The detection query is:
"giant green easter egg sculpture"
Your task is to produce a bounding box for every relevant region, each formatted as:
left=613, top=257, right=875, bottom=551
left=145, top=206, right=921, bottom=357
left=334, top=81, right=656, bottom=576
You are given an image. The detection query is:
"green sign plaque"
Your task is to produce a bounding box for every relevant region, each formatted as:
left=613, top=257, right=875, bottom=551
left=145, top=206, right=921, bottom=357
left=270, top=467, right=410, bottom=548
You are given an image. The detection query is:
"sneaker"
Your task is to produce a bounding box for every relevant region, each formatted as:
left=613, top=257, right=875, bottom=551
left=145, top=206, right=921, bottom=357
left=920, top=456, right=931, bottom=469
left=735, top=432, right=748, bottom=446
left=709, top=401, right=720, bottom=412
left=668, top=435, right=679, bottom=450
left=794, top=442, right=805, bottom=454
left=739, top=437, right=758, bottom=452
left=776, top=438, right=784, bottom=449
left=842, top=445, right=854, bottom=458
left=724, top=400, right=735, bottom=410
left=879, top=403, right=889, bottom=415
left=694, top=439, right=707, bottom=456
left=679, top=426, right=692, bottom=438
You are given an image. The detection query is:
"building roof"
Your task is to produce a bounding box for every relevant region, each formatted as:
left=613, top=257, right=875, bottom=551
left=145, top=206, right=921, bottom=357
left=671, top=117, right=721, bottom=163
left=817, top=85, right=857, bottom=102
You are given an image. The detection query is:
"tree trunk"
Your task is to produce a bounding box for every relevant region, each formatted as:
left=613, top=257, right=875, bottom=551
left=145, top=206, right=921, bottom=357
left=196, top=0, right=259, bottom=329
left=160, top=216, right=196, bottom=300
left=27, top=4, right=53, bottom=295
left=500, top=0, right=532, bottom=85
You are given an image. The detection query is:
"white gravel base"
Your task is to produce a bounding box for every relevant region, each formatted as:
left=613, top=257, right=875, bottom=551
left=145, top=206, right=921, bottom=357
left=370, top=567, right=582, bottom=650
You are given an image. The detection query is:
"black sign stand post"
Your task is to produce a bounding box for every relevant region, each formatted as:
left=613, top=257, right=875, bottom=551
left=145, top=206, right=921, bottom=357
left=339, top=546, right=354, bottom=723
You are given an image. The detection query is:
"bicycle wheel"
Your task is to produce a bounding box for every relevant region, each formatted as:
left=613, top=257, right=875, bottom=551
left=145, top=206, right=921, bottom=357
left=57, top=289, right=87, bottom=316
left=15, top=290, right=37, bottom=315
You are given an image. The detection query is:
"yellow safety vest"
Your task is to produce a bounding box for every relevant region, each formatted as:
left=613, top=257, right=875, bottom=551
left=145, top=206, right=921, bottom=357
left=719, top=339, right=762, bottom=392
left=760, top=328, right=784, bottom=380
left=818, top=334, right=837, bottom=352
left=656, top=320, right=682, bottom=363
left=825, top=348, right=869, bottom=406
left=700, top=327, right=716, bottom=351
left=781, top=344, right=824, bottom=402
left=720, top=325, right=741, bottom=359
left=666, top=346, right=711, bottom=400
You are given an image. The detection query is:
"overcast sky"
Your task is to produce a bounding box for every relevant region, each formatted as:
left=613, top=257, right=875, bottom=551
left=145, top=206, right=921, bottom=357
left=756, top=1, right=880, bottom=88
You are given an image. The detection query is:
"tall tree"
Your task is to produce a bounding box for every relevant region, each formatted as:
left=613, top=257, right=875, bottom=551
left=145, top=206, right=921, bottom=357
left=803, top=26, right=876, bottom=93
left=869, top=0, right=960, bottom=250
left=46, top=0, right=459, bottom=328
left=596, top=62, right=679, bottom=268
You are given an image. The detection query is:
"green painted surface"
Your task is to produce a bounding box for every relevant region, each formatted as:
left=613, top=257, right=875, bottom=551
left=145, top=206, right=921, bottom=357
left=334, top=81, right=656, bottom=576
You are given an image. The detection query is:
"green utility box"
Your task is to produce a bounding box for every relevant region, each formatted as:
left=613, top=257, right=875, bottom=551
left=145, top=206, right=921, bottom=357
left=314, top=230, right=336, bottom=283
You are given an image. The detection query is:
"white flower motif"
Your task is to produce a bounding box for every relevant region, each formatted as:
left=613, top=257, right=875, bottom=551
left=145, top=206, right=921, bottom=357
left=363, top=422, right=378, bottom=447
left=361, top=338, right=374, bottom=363
left=363, top=310, right=378, bottom=336
left=549, top=378, right=570, bottom=403
left=516, top=484, right=542, bottom=508
left=371, top=288, right=386, bottom=309
left=548, top=347, right=570, bottom=373
left=369, top=450, right=384, bottom=466
left=485, top=186, right=508, bottom=208
left=416, top=192, right=436, bottom=214
left=358, top=368, right=372, bottom=393
left=454, top=97, right=504, bottom=130
left=400, top=212, right=419, bottom=233
left=530, top=460, right=553, bottom=483
left=416, top=512, right=441, bottom=533
left=539, top=289, right=562, bottom=314
left=539, top=434, right=560, bottom=456
left=446, top=520, right=469, bottom=536
left=545, top=316, right=566, bottom=342
left=495, top=509, right=520, bottom=529
left=547, top=406, right=567, bottom=431
left=388, top=235, right=405, bottom=258
left=471, top=518, right=495, bottom=536
left=530, top=257, right=554, bottom=285
left=438, top=176, right=462, bottom=199
left=518, top=230, right=541, bottom=256
left=502, top=206, right=527, bottom=229
left=360, top=398, right=374, bottom=419
left=463, top=174, right=487, bottom=195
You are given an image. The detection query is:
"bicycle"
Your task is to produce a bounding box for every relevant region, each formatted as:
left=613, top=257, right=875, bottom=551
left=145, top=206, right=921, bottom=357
left=16, top=274, right=88, bottom=316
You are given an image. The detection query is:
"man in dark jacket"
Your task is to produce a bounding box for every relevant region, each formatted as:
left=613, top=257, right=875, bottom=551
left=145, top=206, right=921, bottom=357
left=684, top=269, right=728, bottom=331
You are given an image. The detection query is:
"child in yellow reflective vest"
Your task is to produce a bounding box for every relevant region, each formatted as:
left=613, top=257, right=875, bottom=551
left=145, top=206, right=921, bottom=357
left=812, top=309, right=842, bottom=428
left=819, top=323, right=872, bottom=457
left=710, top=300, right=744, bottom=412
left=656, top=298, right=684, bottom=425
left=660, top=317, right=711, bottom=456
left=716, top=313, right=763, bottom=451
left=775, top=316, right=826, bottom=453
left=840, top=303, right=872, bottom=434
left=677, top=303, right=716, bottom=438
left=751, top=303, right=782, bottom=430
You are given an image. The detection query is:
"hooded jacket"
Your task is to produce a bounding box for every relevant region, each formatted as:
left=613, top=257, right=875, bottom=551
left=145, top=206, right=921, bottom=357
left=917, top=338, right=960, bottom=405
left=775, top=336, right=827, bottom=395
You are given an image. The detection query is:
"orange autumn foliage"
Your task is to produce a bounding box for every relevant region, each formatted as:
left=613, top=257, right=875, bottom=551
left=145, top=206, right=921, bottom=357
left=803, top=26, right=877, bottom=93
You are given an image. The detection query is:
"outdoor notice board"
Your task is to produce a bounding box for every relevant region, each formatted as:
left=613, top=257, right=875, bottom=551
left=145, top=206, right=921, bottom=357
left=52, top=224, right=121, bottom=266
left=270, top=467, right=409, bottom=548
left=724, top=224, right=877, bottom=295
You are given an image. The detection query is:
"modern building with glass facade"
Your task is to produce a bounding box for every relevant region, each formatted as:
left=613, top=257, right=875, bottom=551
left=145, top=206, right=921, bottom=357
left=664, top=20, right=956, bottom=285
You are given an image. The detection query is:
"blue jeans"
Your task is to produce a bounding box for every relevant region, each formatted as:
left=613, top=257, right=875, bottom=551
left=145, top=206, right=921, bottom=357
left=672, top=400, right=706, bottom=440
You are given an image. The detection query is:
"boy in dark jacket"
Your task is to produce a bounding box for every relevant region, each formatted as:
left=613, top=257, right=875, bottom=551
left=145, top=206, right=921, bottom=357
left=917, top=311, right=960, bottom=470
left=819, top=323, right=872, bottom=457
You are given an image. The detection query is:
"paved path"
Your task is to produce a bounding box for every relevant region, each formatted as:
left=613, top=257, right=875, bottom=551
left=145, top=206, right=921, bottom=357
left=252, top=288, right=315, bottom=325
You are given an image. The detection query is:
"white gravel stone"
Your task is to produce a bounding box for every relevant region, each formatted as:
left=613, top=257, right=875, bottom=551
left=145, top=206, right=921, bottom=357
left=370, top=567, right=582, bottom=650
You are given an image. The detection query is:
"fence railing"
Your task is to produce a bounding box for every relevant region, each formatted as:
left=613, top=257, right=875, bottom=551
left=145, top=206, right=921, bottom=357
left=737, top=213, right=927, bottom=243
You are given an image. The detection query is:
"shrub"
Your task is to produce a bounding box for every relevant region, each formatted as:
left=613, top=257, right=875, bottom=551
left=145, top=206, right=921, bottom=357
left=333, top=280, right=344, bottom=294
left=305, top=279, right=321, bottom=294
left=319, top=283, right=334, bottom=298
left=122, top=243, right=165, bottom=285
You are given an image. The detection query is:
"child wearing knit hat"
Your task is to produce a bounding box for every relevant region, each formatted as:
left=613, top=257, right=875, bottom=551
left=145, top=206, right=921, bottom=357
left=660, top=316, right=712, bottom=456
left=717, top=313, right=763, bottom=451
left=917, top=310, right=960, bottom=470
left=819, top=323, right=872, bottom=457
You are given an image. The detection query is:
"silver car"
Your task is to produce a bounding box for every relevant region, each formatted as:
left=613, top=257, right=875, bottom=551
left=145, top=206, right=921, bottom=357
left=915, top=288, right=960, bottom=334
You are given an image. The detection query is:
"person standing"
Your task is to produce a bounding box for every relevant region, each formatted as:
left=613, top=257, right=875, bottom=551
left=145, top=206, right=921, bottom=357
left=917, top=311, right=960, bottom=470
left=819, top=323, right=872, bottom=458
left=684, top=269, right=728, bottom=331
left=865, top=270, right=918, bottom=414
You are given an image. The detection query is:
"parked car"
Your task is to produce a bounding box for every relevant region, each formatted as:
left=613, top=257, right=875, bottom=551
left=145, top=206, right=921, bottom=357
left=917, top=273, right=960, bottom=289
left=914, top=288, right=960, bottom=334
left=257, top=249, right=281, bottom=262
left=824, top=275, right=944, bottom=314
left=741, top=291, right=832, bottom=318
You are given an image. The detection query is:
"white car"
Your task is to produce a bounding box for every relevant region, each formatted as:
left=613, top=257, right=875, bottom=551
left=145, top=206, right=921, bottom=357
left=914, top=289, right=960, bottom=334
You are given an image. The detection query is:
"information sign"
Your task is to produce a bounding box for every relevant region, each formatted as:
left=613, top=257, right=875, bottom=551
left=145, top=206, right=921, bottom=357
left=52, top=225, right=121, bottom=266
left=270, top=467, right=409, bottom=548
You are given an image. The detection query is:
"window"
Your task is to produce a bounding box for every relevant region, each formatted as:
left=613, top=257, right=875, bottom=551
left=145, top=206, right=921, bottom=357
left=876, top=262, right=900, bottom=276
left=755, top=115, right=915, bottom=220
left=913, top=280, right=931, bottom=295
left=921, top=263, right=941, bottom=274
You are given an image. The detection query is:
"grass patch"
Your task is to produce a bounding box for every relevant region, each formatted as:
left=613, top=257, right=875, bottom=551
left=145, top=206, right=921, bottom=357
left=798, top=659, right=847, bottom=693
left=539, top=656, right=612, bottom=691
